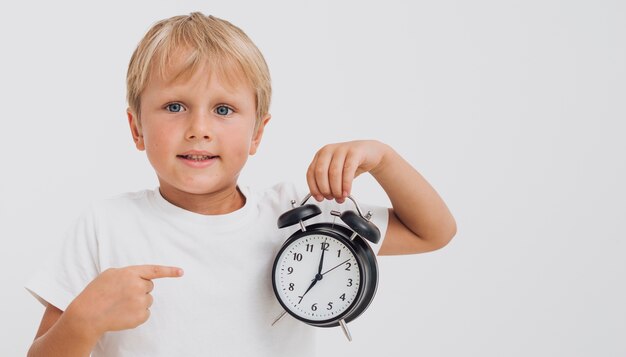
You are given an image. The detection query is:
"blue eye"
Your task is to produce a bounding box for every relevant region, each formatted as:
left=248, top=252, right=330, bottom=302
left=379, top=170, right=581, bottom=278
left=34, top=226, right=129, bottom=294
left=166, top=103, right=184, bottom=112
left=215, top=105, right=233, bottom=116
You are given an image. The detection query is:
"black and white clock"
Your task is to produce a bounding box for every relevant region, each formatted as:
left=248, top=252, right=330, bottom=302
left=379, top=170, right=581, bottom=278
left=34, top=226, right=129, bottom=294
left=271, top=193, right=381, bottom=341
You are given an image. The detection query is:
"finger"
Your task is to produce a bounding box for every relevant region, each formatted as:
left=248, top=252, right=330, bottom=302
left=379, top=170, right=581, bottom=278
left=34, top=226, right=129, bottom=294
left=145, top=293, right=154, bottom=308
left=140, top=308, right=151, bottom=325
left=313, top=147, right=333, bottom=199
left=341, top=150, right=361, bottom=199
left=306, top=154, right=323, bottom=201
left=328, top=149, right=348, bottom=200
left=145, top=279, right=154, bottom=293
left=135, top=265, right=184, bottom=280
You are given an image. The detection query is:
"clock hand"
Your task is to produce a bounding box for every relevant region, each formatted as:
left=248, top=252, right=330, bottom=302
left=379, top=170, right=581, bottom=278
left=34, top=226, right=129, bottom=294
left=321, top=259, right=351, bottom=276
left=318, top=238, right=327, bottom=275
left=298, top=239, right=329, bottom=304
left=298, top=277, right=319, bottom=304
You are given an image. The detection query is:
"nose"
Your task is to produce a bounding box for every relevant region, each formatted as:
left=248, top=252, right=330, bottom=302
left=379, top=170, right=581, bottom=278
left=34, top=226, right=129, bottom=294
left=185, top=109, right=212, bottom=141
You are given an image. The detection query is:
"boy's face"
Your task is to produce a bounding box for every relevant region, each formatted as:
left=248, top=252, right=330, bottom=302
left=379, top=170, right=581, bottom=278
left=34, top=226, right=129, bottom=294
left=127, top=60, right=269, bottom=202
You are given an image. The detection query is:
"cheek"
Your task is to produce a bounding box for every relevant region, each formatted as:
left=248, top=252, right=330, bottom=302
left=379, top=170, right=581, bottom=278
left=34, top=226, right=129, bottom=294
left=231, top=140, right=251, bottom=161
left=142, top=127, right=171, bottom=158
left=227, top=125, right=255, bottom=156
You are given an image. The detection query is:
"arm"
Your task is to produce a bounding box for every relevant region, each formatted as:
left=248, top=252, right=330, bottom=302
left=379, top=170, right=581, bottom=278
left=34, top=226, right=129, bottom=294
left=28, top=304, right=99, bottom=357
left=28, top=265, right=183, bottom=357
left=306, top=140, right=456, bottom=255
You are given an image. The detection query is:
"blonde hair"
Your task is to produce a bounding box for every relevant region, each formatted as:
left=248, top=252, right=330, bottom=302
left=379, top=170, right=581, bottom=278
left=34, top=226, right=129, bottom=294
left=126, top=12, right=271, bottom=131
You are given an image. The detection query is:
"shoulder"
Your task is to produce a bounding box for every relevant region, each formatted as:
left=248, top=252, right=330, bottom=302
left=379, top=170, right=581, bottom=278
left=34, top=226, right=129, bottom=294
left=244, top=182, right=303, bottom=207
left=95, top=189, right=153, bottom=208
left=88, top=189, right=155, bottom=215
left=71, top=189, right=157, bottom=232
left=243, top=182, right=305, bottom=220
left=252, top=182, right=301, bottom=203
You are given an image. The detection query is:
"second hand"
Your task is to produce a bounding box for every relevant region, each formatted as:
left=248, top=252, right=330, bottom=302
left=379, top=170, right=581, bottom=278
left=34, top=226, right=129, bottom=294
left=321, top=259, right=350, bottom=276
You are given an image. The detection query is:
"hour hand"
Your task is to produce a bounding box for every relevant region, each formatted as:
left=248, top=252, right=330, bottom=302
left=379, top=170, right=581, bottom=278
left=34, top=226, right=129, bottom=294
left=298, top=278, right=318, bottom=304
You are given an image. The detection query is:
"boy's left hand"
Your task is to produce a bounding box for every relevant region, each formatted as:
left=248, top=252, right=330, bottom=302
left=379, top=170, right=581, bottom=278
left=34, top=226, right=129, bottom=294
left=307, top=140, right=390, bottom=203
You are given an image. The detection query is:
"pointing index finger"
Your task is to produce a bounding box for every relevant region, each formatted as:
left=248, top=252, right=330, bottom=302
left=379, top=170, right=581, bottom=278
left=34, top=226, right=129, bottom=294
left=135, top=265, right=184, bottom=280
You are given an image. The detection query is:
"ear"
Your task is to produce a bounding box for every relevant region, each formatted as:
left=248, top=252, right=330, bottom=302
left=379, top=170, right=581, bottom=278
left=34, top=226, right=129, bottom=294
left=249, top=114, right=271, bottom=156
left=127, top=109, right=145, bottom=151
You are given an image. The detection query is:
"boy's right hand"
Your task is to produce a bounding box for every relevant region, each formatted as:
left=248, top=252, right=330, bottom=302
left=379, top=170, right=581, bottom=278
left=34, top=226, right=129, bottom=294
left=64, top=265, right=184, bottom=338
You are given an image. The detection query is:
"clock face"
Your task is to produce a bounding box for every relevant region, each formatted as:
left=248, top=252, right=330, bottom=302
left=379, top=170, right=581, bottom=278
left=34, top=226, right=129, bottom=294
left=273, top=232, right=362, bottom=323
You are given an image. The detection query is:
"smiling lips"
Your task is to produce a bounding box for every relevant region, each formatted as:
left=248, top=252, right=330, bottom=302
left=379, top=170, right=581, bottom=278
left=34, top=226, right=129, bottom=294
left=176, top=151, right=219, bottom=167
left=177, top=154, right=218, bottom=161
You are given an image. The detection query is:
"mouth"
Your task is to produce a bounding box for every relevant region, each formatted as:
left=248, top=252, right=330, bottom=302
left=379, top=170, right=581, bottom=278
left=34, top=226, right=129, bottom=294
left=176, top=154, right=219, bottom=161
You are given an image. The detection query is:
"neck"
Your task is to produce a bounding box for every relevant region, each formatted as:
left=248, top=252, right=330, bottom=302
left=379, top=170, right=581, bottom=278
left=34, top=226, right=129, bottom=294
left=158, top=184, right=246, bottom=215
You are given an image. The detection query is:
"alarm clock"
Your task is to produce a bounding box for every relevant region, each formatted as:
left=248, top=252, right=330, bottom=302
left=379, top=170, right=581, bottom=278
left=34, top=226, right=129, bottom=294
left=271, top=193, right=381, bottom=341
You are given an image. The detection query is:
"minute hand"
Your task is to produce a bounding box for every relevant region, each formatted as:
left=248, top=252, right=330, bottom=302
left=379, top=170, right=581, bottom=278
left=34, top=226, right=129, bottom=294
left=318, top=239, right=327, bottom=274
left=321, top=259, right=351, bottom=276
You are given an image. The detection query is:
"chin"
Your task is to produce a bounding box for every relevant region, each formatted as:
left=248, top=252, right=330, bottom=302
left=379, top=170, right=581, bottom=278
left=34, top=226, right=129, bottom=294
left=178, top=180, right=237, bottom=196
left=157, top=171, right=240, bottom=196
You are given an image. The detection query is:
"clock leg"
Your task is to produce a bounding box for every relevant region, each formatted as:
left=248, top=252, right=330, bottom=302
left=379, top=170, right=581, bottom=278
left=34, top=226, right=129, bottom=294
left=271, top=310, right=288, bottom=326
left=339, top=319, right=352, bottom=342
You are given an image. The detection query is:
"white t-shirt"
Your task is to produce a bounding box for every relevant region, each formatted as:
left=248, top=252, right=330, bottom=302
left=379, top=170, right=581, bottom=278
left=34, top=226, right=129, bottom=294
left=26, top=182, right=388, bottom=357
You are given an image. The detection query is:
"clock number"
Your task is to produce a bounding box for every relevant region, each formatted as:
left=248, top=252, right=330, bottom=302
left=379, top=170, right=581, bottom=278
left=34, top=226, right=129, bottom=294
left=339, top=293, right=346, bottom=301
left=311, top=303, right=318, bottom=311
left=293, top=253, right=303, bottom=261
left=321, top=242, right=330, bottom=251
left=287, top=267, right=294, bottom=274
left=289, top=283, right=295, bottom=291
left=347, top=279, right=353, bottom=287
left=337, top=249, right=341, bottom=258
left=327, top=302, right=333, bottom=310
left=306, top=244, right=314, bottom=252
left=345, top=262, right=351, bottom=271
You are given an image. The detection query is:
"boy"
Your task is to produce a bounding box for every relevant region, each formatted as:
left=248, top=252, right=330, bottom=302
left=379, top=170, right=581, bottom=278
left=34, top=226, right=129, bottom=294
left=26, top=12, right=456, bottom=357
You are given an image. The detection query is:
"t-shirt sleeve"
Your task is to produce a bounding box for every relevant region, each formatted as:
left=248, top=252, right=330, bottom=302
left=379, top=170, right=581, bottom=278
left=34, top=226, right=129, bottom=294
left=25, top=205, right=101, bottom=311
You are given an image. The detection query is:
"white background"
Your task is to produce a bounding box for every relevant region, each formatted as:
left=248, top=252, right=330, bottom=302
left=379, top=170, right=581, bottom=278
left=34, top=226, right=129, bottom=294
left=1, top=0, right=625, bottom=356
